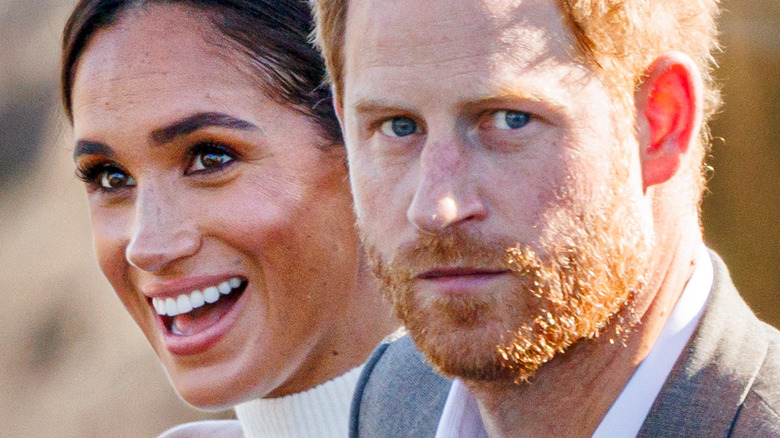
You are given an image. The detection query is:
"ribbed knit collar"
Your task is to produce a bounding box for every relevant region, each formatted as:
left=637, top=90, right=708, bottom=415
left=234, top=364, right=364, bottom=438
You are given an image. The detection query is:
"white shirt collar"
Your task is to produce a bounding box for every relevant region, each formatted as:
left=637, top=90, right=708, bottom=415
left=435, top=377, right=490, bottom=438
left=435, top=245, right=713, bottom=438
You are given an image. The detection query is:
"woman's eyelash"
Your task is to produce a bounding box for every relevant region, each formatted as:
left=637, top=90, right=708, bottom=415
left=186, top=141, right=240, bottom=174
left=75, top=161, right=111, bottom=184
left=189, top=141, right=235, bottom=156
left=74, top=142, right=238, bottom=188
left=75, top=160, right=134, bottom=192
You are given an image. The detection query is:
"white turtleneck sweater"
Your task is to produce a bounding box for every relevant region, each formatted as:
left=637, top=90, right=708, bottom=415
left=233, top=364, right=363, bottom=438
left=157, top=364, right=363, bottom=438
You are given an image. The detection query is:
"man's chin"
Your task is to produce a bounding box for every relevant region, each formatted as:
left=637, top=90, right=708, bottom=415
left=404, top=324, right=518, bottom=382
left=399, top=300, right=523, bottom=382
left=395, top=285, right=633, bottom=385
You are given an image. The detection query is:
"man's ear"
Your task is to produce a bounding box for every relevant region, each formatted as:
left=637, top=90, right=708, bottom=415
left=635, top=52, right=703, bottom=189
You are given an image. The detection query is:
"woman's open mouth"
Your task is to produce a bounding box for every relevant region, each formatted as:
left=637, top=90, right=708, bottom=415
left=151, top=277, right=248, bottom=337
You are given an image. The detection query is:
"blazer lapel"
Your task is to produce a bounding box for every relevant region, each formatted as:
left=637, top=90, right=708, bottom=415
left=637, top=252, right=770, bottom=437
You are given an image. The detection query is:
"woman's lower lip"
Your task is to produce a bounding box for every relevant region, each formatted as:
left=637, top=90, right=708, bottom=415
left=417, top=272, right=509, bottom=295
left=158, top=290, right=246, bottom=356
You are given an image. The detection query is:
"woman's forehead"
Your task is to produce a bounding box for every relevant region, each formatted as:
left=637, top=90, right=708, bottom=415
left=72, top=10, right=257, bottom=120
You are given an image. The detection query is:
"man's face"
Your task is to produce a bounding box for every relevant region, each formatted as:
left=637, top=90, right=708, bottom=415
left=340, top=0, right=651, bottom=381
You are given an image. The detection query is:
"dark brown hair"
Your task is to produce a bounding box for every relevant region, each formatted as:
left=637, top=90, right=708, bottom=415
left=62, top=0, right=341, bottom=145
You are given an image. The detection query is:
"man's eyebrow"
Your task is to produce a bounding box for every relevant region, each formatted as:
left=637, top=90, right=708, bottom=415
left=73, top=140, right=114, bottom=161
left=351, top=91, right=567, bottom=118
left=352, top=99, right=415, bottom=116
left=463, top=89, right=568, bottom=114
left=150, top=112, right=259, bottom=144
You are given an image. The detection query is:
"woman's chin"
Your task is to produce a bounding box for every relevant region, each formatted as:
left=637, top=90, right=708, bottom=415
left=162, top=355, right=278, bottom=410
left=172, top=381, right=249, bottom=411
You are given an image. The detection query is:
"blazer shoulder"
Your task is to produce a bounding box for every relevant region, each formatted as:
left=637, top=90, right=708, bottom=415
left=639, top=251, right=780, bottom=437
left=350, top=328, right=452, bottom=438
left=731, top=323, right=780, bottom=436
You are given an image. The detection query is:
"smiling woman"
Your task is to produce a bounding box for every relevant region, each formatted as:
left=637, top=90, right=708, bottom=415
left=61, top=1, right=397, bottom=436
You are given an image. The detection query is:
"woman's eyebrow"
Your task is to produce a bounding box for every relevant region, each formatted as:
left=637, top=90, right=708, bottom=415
left=150, top=112, right=259, bottom=144
left=73, top=140, right=114, bottom=161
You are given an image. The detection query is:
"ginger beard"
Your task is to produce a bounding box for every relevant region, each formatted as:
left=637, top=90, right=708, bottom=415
left=362, top=171, right=650, bottom=383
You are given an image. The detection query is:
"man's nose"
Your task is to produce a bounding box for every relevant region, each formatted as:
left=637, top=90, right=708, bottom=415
left=407, top=136, right=487, bottom=233
left=125, top=184, right=200, bottom=273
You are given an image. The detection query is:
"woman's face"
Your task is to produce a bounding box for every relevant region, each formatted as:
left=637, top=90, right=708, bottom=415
left=71, top=6, right=362, bottom=408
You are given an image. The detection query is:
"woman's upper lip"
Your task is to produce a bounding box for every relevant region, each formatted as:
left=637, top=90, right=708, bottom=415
left=140, top=274, right=245, bottom=299
left=417, top=268, right=509, bottom=279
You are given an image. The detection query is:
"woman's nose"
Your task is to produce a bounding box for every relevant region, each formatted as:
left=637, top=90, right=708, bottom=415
left=125, top=184, right=201, bottom=273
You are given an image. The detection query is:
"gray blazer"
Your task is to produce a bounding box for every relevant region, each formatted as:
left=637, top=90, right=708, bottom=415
left=350, top=252, right=780, bottom=437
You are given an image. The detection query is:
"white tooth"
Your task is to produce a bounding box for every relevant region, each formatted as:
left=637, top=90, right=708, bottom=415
left=204, top=287, right=220, bottom=303
left=229, top=277, right=241, bottom=288
left=177, top=294, right=193, bottom=314
left=165, top=298, right=178, bottom=316
left=153, top=298, right=165, bottom=315
left=190, top=290, right=205, bottom=308
left=218, top=281, right=232, bottom=295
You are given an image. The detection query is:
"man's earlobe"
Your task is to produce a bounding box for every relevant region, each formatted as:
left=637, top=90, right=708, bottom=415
left=636, top=52, right=703, bottom=189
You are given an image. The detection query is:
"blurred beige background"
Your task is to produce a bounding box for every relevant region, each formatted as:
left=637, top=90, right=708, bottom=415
left=0, top=0, right=777, bottom=437
left=0, top=1, right=229, bottom=437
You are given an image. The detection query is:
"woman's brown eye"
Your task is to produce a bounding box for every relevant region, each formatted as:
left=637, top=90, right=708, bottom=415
left=200, top=152, right=229, bottom=168
left=188, top=145, right=235, bottom=174
left=99, top=170, right=135, bottom=189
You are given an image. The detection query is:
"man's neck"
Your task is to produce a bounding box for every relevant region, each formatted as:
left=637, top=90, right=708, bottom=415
left=464, top=237, right=702, bottom=438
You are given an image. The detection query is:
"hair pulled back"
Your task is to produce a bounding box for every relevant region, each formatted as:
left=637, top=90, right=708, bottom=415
left=62, top=0, right=341, bottom=146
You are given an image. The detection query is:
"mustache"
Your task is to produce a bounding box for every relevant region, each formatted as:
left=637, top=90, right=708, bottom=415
left=366, top=228, right=520, bottom=278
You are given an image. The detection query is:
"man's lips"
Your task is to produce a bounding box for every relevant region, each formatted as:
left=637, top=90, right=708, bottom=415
left=414, top=268, right=511, bottom=295
left=417, top=267, right=510, bottom=280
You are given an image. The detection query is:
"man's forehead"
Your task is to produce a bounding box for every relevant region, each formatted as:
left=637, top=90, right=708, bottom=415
left=341, top=0, right=584, bottom=109
left=343, top=0, right=577, bottom=80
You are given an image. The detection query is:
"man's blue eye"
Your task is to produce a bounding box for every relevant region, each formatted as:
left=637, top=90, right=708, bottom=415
left=380, top=117, right=419, bottom=137
left=492, top=110, right=531, bottom=130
